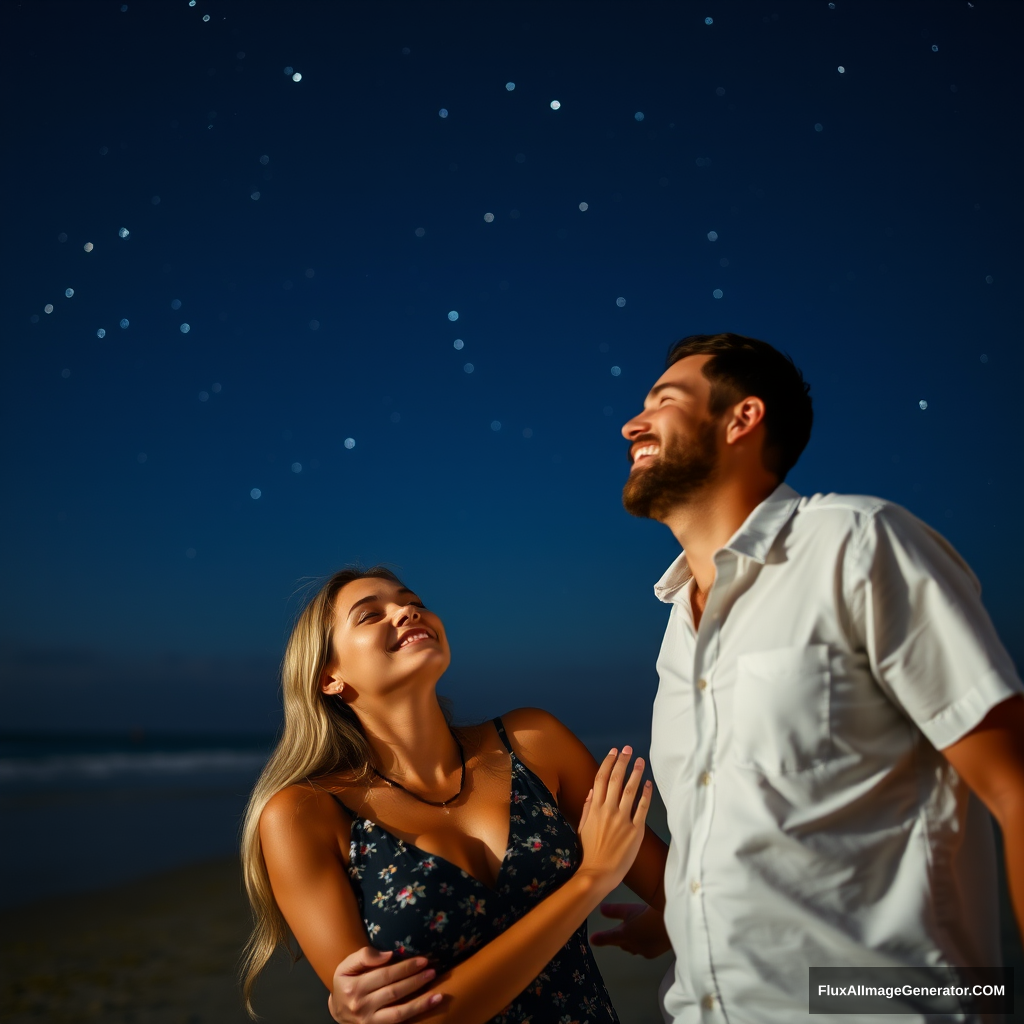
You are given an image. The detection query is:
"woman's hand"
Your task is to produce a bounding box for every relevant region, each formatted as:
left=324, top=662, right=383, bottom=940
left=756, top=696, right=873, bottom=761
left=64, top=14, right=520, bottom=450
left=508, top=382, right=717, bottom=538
left=591, top=902, right=672, bottom=958
left=328, top=947, right=443, bottom=1024
left=576, top=746, right=652, bottom=893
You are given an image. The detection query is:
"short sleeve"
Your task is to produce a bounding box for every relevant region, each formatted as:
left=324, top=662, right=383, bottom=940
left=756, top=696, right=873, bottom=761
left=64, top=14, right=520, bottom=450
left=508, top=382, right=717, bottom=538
left=847, top=503, right=1022, bottom=749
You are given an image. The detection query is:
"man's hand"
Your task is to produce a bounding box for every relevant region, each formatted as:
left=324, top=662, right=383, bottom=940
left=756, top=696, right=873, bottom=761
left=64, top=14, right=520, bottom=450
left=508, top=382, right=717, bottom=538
left=591, top=903, right=672, bottom=959
left=328, top=947, right=442, bottom=1024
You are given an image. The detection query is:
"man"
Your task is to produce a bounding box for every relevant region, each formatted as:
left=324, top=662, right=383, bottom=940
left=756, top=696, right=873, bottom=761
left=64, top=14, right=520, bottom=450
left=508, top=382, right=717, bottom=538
left=611, top=332, right=1023, bottom=1022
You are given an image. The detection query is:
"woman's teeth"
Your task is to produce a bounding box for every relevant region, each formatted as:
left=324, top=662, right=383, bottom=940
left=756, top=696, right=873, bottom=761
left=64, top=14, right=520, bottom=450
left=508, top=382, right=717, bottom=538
left=398, top=631, right=429, bottom=649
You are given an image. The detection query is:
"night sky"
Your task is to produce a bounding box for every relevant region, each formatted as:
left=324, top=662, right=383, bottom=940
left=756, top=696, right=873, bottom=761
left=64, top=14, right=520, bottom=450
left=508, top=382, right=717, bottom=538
left=2, top=0, right=1021, bottom=738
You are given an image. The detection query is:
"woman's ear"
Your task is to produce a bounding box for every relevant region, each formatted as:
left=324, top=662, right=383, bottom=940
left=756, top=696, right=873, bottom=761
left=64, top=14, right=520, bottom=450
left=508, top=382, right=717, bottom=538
left=320, top=668, right=346, bottom=698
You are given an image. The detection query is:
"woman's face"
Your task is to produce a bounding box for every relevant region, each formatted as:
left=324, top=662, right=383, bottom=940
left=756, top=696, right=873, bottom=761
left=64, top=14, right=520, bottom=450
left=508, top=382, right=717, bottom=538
left=322, top=577, right=450, bottom=699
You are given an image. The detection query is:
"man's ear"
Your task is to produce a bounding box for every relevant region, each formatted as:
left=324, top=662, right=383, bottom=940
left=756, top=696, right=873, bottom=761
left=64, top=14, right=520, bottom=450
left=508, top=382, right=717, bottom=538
left=724, top=396, right=766, bottom=446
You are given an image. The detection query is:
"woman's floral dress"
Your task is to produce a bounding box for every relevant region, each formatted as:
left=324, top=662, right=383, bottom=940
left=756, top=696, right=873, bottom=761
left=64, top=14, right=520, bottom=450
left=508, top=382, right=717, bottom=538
left=336, top=718, right=619, bottom=1024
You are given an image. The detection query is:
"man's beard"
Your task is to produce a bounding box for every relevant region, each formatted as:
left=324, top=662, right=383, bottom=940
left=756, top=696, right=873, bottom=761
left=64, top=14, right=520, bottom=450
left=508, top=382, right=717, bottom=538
left=622, top=421, right=719, bottom=520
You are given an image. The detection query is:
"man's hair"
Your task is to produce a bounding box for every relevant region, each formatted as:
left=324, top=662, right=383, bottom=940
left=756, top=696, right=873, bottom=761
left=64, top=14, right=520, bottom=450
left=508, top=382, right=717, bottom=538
left=666, top=332, right=812, bottom=480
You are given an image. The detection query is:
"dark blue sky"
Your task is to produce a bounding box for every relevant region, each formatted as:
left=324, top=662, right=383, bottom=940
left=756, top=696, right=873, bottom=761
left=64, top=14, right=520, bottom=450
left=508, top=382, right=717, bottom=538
left=2, top=0, right=1020, bottom=736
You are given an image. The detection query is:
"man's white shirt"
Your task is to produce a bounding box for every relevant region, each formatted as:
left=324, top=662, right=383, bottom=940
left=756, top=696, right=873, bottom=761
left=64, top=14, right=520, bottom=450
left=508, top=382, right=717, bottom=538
left=649, top=484, right=1022, bottom=1024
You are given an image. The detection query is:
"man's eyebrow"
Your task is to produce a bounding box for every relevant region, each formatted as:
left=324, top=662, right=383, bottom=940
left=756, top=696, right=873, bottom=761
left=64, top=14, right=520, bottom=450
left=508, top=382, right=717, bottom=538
left=647, top=381, right=693, bottom=399
left=346, top=588, right=416, bottom=617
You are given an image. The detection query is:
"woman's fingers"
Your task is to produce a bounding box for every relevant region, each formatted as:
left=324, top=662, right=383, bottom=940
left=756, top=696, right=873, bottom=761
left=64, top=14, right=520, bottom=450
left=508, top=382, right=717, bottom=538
left=337, top=946, right=394, bottom=976
left=632, top=779, right=653, bottom=826
left=606, top=745, right=632, bottom=798
left=331, top=982, right=442, bottom=1024
left=591, top=747, right=618, bottom=805
left=578, top=788, right=593, bottom=832
left=376, top=991, right=444, bottom=1024
left=592, top=746, right=651, bottom=813
left=332, top=951, right=440, bottom=1023
left=619, top=756, right=645, bottom=810
left=363, top=965, right=438, bottom=1014
left=336, top=951, right=419, bottom=995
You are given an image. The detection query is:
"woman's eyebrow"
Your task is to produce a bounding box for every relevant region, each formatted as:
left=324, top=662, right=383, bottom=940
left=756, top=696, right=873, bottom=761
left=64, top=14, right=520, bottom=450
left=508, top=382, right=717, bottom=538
left=347, top=594, right=380, bottom=616
left=346, top=588, right=417, bottom=617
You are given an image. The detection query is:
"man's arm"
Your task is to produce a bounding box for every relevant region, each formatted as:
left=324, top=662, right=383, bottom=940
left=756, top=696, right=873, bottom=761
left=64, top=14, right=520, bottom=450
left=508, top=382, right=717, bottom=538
left=849, top=503, right=1023, bottom=942
left=940, top=694, right=1024, bottom=940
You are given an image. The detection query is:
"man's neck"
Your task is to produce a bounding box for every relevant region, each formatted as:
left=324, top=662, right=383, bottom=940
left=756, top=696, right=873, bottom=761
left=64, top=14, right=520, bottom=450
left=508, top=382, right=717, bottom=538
left=662, top=476, right=779, bottom=600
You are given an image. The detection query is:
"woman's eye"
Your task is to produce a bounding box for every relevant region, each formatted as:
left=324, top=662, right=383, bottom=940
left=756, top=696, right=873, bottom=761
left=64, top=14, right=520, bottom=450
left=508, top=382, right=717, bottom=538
left=358, top=611, right=381, bottom=623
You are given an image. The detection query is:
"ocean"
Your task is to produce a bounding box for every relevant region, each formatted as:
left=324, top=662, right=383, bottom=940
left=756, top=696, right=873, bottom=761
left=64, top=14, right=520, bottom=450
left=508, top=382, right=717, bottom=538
left=0, top=733, right=273, bottom=909
left=0, top=729, right=655, bottom=910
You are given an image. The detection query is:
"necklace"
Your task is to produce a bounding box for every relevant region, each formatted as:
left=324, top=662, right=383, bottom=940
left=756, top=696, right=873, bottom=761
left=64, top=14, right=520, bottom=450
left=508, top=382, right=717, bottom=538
left=371, top=730, right=465, bottom=811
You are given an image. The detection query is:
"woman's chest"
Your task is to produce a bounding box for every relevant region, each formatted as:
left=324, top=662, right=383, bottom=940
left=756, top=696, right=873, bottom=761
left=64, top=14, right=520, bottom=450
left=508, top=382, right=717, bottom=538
left=346, top=763, right=518, bottom=888
left=348, top=763, right=580, bottom=908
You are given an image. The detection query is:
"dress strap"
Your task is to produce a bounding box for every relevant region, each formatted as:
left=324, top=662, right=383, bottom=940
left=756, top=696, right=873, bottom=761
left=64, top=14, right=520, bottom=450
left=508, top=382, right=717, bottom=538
left=327, top=790, right=358, bottom=817
left=492, top=716, right=514, bottom=755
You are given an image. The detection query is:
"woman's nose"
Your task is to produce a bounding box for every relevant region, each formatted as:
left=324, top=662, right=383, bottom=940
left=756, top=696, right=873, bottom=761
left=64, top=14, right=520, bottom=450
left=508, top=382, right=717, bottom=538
left=393, top=604, right=420, bottom=626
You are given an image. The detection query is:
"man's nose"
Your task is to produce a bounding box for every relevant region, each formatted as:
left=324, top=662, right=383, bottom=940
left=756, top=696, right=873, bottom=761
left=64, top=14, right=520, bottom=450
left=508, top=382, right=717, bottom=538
left=621, top=410, right=649, bottom=440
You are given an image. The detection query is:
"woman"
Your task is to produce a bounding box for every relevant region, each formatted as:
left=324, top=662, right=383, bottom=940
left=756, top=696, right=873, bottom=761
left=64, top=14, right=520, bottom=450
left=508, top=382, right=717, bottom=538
left=241, top=567, right=669, bottom=1023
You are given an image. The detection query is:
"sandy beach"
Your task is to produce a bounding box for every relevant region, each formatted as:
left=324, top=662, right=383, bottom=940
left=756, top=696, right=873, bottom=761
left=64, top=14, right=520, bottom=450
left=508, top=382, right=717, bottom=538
left=4, top=800, right=1020, bottom=1024
left=0, top=858, right=672, bottom=1024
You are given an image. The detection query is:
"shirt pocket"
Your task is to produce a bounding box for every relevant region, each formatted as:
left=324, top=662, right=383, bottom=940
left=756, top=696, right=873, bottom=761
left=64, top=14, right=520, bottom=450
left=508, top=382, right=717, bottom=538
left=732, top=644, right=832, bottom=774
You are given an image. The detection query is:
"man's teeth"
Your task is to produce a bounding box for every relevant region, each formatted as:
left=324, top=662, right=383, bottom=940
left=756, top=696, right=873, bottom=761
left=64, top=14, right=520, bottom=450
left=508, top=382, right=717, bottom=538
left=634, top=445, right=660, bottom=461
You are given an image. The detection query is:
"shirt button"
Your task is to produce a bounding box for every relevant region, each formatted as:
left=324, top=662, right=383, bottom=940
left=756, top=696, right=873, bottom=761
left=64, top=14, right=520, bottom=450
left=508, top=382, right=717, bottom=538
left=701, top=994, right=716, bottom=1010
left=690, top=880, right=700, bottom=893
left=697, top=678, right=708, bottom=691
left=700, top=771, right=713, bottom=787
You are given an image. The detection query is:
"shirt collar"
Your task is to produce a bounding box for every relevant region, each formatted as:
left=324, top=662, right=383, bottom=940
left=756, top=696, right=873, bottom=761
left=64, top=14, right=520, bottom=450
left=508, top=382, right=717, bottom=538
left=653, top=482, right=802, bottom=603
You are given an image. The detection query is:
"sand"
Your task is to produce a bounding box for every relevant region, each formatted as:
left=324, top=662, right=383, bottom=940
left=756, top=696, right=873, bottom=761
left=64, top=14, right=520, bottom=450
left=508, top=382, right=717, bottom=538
left=0, top=858, right=672, bottom=1024
left=4, top=849, right=1018, bottom=1024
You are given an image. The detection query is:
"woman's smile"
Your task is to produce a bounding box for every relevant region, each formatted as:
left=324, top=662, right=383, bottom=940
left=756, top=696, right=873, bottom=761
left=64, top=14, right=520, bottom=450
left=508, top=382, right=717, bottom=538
left=390, top=627, right=437, bottom=652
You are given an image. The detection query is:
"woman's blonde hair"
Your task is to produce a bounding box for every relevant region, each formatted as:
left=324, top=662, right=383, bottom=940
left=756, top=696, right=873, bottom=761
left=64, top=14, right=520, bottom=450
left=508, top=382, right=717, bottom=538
left=239, top=566, right=401, bottom=1016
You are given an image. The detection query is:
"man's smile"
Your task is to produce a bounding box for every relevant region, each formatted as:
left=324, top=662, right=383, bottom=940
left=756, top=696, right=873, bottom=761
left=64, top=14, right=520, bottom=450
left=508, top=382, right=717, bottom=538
left=631, top=443, right=660, bottom=465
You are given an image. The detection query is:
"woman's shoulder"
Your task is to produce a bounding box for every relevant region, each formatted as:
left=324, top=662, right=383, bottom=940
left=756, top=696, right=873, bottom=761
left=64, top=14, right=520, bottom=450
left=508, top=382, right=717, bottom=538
left=497, top=709, right=600, bottom=821
left=499, top=707, right=578, bottom=746
left=498, top=708, right=596, bottom=774
left=260, top=781, right=356, bottom=877
left=260, top=779, right=352, bottom=838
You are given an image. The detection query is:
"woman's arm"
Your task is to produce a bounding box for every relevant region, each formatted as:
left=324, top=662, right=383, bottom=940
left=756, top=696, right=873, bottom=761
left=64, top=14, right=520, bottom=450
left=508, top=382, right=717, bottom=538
left=263, top=726, right=656, bottom=1024
left=503, top=708, right=672, bottom=958
left=501, top=707, right=669, bottom=908
left=262, top=748, right=651, bottom=1024
left=260, top=785, right=441, bottom=1022
left=360, top=744, right=652, bottom=1024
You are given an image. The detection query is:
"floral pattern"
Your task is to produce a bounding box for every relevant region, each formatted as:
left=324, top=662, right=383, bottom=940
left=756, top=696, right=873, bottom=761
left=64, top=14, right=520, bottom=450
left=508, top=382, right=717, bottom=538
left=340, top=718, right=618, bottom=1024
